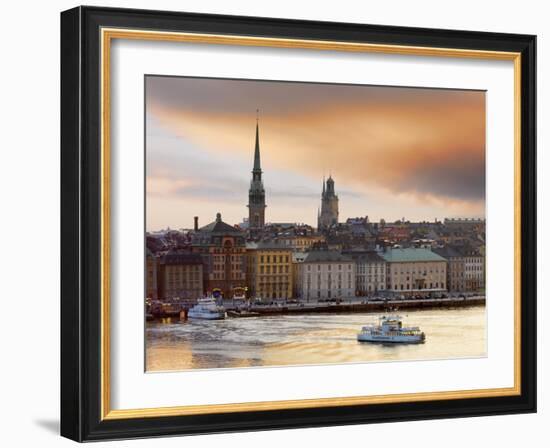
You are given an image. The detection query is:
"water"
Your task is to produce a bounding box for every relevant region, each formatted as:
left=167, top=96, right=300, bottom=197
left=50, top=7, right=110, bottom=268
left=146, top=306, right=486, bottom=372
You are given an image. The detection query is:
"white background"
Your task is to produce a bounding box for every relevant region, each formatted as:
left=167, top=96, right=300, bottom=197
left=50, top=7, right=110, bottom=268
left=111, top=39, right=514, bottom=410
left=0, top=0, right=547, bottom=447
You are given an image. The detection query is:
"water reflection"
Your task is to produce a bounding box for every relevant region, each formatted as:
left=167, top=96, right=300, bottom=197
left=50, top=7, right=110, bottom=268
left=146, top=306, right=486, bottom=372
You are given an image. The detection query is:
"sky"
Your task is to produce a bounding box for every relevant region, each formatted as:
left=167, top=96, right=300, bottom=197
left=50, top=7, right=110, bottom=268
left=145, top=76, right=486, bottom=231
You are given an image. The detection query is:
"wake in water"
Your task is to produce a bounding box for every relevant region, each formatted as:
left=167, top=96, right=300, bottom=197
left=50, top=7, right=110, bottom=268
left=146, top=306, right=486, bottom=372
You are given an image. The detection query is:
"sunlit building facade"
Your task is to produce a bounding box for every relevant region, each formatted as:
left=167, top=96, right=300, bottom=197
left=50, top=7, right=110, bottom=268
left=300, top=250, right=355, bottom=301
left=246, top=242, right=293, bottom=300
left=191, top=213, right=247, bottom=298
left=382, top=248, right=447, bottom=296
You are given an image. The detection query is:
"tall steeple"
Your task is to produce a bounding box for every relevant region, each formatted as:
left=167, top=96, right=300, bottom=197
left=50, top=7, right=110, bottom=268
left=248, top=110, right=266, bottom=231
left=253, top=112, right=261, bottom=174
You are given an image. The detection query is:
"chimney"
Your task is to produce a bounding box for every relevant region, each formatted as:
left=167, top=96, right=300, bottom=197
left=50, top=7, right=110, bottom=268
left=194, top=216, right=199, bottom=231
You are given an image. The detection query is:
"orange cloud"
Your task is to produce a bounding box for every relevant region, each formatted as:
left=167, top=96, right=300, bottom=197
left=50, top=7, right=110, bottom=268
left=148, top=88, right=485, bottom=206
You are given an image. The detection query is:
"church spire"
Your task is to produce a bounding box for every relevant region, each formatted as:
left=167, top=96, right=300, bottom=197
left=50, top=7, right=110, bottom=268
left=253, top=109, right=261, bottom=172
left=248, top=110, right=266, bottom=231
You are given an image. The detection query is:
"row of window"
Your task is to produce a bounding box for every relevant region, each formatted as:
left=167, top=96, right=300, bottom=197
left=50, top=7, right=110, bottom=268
left=307, top=273, right=352, bottom=281
left=212, top=264, right=243, bottom=272
left=359, top=285, right=386, bottom=292
left=166, top=266, right=201, bottom=272
left=391, top=275, right=445, bottom=281
left=357, top=266, right=385, bottom=274
left=465, top=265, right=483, bottom=271
left=210, top=273, right=245, bottom=280
left=165, top=283, right=201, bottom=289
left=260, top=254, right=290, bottom=264
left=257, top=277, right=290, bottom=284
left=306, top=264, right=353, bottom=272
left=167, top=272, right=201, bottom=280
left=212, top=255, right=244, bottom=262
left=260, top=265, right=290, bottom=274
left=210, top=247, right=245, bottom=253
left=257, top=283, right=290, bottom=288
left=357, top=275, right=385, bottom=282
left=392, top=268, right=444, bottom=275
left=392, top=282, right=444, bottom=290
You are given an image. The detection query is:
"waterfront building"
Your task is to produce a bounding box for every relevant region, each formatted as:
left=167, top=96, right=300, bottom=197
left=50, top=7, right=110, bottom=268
left=300, top=250, right=355, bottom=301
left=433, top=246, right=466, bottom=292
left=247, top=119, right=266, bottom=231
left=381, top=248, right=447, bottom=296
left=344, top=251, right=386, bottom=296
left=246, top=241, right=293, bottom=300
left=291, top=252, right=307, bottom=299
left=317, top=176, right=339, bottom=231
left=157, top=252, right=203, bottom=300
left=145, top=248, right=159, bottom=299
left=462, top=247, right=485, bottom=292
left=191, top=213, right=247, bottom=298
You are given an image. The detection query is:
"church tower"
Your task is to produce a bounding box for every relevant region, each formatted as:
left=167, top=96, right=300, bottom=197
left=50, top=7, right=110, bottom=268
left=318, top=175, right=339, bottom=231
left=247, top=115, right=266, bottom=230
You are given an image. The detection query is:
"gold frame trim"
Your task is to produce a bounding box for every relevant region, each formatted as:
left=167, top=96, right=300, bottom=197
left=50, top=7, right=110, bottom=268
left=100, top=28, right=522, bottom=421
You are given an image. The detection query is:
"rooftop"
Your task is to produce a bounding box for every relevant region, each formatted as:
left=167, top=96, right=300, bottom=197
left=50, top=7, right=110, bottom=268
left=246, top=241, right=293, bottom=251
left=304, top=250, right=353, bottom=263
left=433, top=246, right=466, bottom=259
left=380, top=248, right=446, bottom=263
left=162, top=252, right=203, bottom=265
left=198, top=212, right=243, bottom=235
left=344, top=250, right=385, bottom=263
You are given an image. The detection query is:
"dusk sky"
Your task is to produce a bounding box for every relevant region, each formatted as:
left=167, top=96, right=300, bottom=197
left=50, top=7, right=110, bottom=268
left=146, top=76, right=486, bottom=231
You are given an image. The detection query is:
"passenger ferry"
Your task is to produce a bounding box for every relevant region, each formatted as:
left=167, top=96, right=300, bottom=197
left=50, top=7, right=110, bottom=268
left=188, top=295, right=226, bottom=320
left=357, top=315, right=425, bottom=343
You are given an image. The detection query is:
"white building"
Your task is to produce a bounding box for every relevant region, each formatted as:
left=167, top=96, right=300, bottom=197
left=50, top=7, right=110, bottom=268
left=300, top=250, right=355, bottom=301
left=463, top=249, right=484, bottom=292
left=351, top=251, right=386, bottom=295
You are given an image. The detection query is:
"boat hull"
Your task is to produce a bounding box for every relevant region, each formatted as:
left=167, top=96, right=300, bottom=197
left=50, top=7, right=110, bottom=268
left=357, top=334, right=425, bottom=343
left=187, top=311, right=226, bottom=320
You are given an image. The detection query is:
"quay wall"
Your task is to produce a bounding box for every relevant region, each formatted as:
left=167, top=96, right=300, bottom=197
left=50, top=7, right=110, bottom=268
left=247, top=297, right=485, bottom=316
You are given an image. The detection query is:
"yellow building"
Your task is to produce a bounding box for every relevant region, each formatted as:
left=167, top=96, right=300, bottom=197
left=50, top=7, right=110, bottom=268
left=246, top=242, right=293, bottom=300
left=275, top=234, right=325, bottom=251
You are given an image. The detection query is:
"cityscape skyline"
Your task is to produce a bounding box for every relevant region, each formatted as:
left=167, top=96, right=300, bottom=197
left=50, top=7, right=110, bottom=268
left=146, top=76, right=486, bottom=231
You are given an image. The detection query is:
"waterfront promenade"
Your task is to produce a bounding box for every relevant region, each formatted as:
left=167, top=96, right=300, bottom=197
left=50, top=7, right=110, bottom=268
left=149, top=296, right=485, bottom=319
left=229, top=296, right=485, bottom=315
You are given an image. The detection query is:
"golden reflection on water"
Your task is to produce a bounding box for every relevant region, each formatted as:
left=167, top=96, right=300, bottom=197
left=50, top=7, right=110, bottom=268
left=146, top=306, right=486, bottom=372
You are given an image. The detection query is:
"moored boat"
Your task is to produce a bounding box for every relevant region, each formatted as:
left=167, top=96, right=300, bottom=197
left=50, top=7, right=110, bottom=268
left=188, top=296, right=226, bottom=320
left=357, top=315, right=425, bottom=343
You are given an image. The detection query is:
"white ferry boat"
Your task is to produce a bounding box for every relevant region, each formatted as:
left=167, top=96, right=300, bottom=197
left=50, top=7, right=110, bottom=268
left=357, top=315, right=425, bottom=343
left=188, top=296, right=226, bottom=320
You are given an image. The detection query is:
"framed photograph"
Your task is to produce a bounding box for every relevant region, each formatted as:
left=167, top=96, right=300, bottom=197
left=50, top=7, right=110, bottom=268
left=60, top=6, right=536, bottom=441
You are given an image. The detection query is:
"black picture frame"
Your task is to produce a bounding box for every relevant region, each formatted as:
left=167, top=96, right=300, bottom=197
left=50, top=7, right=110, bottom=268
left=61, top=5, right=536, bottom=442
